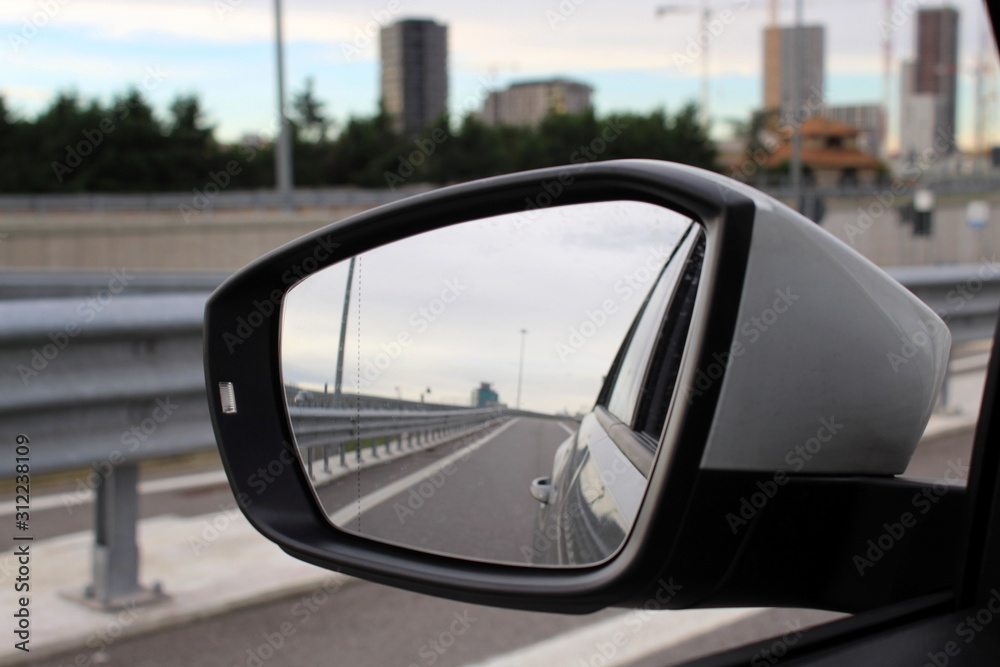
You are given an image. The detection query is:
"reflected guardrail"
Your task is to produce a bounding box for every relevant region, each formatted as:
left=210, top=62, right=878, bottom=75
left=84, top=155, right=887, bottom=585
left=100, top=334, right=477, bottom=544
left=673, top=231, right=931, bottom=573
left=288, top=406, right=504, bottom=478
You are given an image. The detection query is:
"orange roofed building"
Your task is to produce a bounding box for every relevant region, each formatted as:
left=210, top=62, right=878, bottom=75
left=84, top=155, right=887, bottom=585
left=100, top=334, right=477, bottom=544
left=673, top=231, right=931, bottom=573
left=758, top=116, right=884, bottom=188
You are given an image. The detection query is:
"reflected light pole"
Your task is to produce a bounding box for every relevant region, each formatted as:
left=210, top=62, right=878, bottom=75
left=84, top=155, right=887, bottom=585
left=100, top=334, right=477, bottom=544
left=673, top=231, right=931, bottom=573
left=516, top=329, right=527, bottom=409
left=333, top=257, right=356, bottom=403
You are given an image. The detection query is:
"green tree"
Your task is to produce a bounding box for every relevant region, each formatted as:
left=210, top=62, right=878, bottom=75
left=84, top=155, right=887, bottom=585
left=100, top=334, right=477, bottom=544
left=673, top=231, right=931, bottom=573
left=327, top=105, right=401, bottom=187
left=164, top=94, right=220, bottom=189
left=293, top=77, right=330, bottom=142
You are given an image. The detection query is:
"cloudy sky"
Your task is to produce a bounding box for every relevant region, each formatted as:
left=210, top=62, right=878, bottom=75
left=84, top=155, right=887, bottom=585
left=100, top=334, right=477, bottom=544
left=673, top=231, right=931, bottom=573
left=1, top=0, right=997, bottom=147
left=281, top=201, right=693, bottom=414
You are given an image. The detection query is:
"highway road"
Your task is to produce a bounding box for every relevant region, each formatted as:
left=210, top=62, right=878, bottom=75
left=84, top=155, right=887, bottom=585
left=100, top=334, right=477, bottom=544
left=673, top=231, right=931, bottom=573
left=315, top=416, right=575, bottom=564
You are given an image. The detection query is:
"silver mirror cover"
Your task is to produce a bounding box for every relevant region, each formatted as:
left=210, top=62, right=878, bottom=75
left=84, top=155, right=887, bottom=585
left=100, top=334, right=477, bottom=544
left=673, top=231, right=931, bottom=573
left=692, top=173, right=949, bottom=474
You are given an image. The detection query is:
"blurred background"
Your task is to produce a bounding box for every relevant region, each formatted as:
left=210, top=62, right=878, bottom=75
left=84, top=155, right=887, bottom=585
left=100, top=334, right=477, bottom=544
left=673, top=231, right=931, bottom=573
left=1, top=1, right=998, bottom=665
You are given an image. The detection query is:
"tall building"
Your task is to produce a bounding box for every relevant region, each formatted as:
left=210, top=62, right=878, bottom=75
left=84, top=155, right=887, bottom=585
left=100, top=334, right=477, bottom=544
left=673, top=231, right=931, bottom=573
left=481, top=79, right=593, bottom=127
left=900, top=61, right=948, bottom=160
left=380, top=19, right=448, bottom=136
left=913, top=7, right=959, bottom=152
left=762, top=25, right=825, bottom=119
left=821, top=104, right=886, bottom=157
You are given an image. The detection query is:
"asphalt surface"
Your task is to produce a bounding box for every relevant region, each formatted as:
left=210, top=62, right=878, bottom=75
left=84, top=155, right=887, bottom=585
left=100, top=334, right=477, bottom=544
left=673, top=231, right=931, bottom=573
left=315, top=417, right=575, bottom=564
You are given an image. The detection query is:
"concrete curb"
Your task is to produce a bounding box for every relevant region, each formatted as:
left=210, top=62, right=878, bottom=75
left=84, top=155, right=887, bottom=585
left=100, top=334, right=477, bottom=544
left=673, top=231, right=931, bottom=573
left=2, top=514, right=358, bottom=666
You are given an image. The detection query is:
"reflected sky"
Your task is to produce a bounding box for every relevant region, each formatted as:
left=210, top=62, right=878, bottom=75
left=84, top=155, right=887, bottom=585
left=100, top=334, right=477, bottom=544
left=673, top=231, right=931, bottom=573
left=281, top=200, right=694, bottom=415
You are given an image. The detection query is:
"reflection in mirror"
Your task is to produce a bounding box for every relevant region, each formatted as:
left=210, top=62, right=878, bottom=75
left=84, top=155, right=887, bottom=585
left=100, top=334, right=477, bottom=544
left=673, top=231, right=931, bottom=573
left=280, top=201, right=703, bottom=567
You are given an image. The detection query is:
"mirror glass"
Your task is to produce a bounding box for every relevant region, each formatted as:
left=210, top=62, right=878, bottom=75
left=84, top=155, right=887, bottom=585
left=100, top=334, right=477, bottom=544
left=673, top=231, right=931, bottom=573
left=280, top=200, right=704, bottom=567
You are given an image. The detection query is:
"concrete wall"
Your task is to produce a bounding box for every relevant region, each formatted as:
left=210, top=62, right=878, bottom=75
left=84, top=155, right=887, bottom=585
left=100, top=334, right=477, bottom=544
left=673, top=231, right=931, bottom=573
left=0, top=207, right=371, bottom=272
left=2, top=193, right=999, bottom=273
left=820, top=194, right=1000, bottom=267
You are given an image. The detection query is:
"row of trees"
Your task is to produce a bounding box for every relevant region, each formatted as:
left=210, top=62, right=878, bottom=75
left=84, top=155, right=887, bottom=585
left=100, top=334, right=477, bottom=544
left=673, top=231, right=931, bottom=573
left=0, top=83, right=718, bottom=193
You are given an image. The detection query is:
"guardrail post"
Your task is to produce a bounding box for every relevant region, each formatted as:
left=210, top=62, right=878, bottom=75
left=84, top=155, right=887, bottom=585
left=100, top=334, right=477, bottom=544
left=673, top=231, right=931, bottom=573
left=339, top=442, right=346, bottom=467
left=305, top=447, right=315, bottom=480
left=323, top=445, right=331, bottom=473
left=68, top=462, right=166, bottom=611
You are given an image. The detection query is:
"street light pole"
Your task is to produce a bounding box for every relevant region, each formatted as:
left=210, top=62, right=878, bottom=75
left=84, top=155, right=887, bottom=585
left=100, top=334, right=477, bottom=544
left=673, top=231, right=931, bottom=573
left=655, top=2, right=712, bottom=129
left=790, top=0, right=803, bottom=209
left=516, top=329, right=527, bottom=410
left=274, top=0, right=293, bottom=207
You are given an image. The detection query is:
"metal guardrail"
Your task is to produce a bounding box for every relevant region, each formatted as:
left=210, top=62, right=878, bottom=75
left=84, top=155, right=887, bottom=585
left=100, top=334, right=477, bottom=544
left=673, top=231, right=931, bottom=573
left=0, top=187, right=433, bottom=214
left=0, top=177, right=997, bottom=213
left=886, top=265, right=1000, bottom=345
left=289, top=407, right=504, bottom=477
left=0, top=263, right=997, bottom=610
left=0, top=271, right=229, bottom=300
left=0, top=291, right=208, bottom=609
left=758, top=176, right=1000, bottom=201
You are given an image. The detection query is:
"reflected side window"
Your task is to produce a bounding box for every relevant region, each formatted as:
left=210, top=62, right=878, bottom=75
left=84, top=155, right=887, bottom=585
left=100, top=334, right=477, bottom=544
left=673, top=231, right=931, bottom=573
left=602, top=226, right=705, bottom=444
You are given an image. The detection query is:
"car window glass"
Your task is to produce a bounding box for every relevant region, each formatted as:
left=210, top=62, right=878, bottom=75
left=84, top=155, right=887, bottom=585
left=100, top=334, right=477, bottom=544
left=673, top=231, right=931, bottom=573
left=605, top=225, right=699, bottom=426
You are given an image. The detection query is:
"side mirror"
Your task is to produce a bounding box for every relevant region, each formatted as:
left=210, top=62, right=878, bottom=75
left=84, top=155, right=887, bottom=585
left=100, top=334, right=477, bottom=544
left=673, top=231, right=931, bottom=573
left=205, top=159, right=957, bottom=615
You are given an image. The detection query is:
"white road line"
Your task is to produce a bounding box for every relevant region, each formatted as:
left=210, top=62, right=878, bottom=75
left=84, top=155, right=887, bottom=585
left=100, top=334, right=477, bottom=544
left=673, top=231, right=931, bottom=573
left=0, top=469, right=230, bottom=517
left=328, top=418, right=521, bottom=526
left=557, top=421, right=576, bottom=435
left=468, top=607, right=768, bottom=667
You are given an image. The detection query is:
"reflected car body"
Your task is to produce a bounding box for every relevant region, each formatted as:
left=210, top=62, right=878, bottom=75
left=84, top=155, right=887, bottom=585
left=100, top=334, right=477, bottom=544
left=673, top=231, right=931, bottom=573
left=535, top=219, right=705, bottom=565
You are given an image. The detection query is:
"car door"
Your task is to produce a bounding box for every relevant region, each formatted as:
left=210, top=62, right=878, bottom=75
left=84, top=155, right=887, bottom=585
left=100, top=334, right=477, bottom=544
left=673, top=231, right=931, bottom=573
left=535, top=222, right=706, bottom=565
